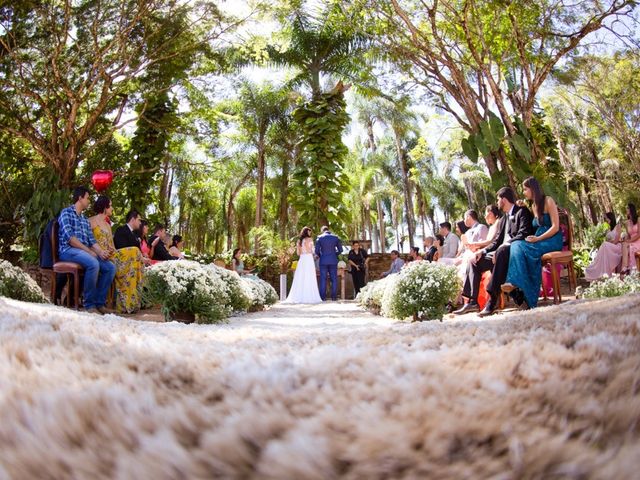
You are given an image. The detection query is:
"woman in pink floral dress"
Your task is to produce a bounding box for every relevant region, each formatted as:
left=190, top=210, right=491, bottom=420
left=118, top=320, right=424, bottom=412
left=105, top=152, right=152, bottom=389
left=622, top=203, right=640, bottom=274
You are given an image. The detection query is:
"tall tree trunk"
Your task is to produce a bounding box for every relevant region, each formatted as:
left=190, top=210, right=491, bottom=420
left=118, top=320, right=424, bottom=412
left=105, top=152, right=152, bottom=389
left=588, top=142, right=613, bottom=214
left=365, top=118, right=385, bottom=253
left=226, top=170, right=252, bottom=251
left=581, top=179, right=599, bottom=225
left=393, top=130, right=415, bottom=248
left=254, top=140, right=266, bottom=253
left=158, top=156, right=172, bottom=217
left=278, top=151, right=290, bottom=240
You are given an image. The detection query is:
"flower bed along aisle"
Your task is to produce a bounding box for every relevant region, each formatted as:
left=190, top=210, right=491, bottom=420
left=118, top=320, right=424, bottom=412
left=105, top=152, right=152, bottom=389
left=0, top=260, right=48, bottom=304
left=143, top=261, right=277, bottom=323
left=359, top=261, right=460, bottom=321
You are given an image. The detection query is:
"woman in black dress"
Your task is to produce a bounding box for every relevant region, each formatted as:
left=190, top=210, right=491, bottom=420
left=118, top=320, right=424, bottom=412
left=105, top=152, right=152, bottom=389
left=348, top=241, right=369, bottom=298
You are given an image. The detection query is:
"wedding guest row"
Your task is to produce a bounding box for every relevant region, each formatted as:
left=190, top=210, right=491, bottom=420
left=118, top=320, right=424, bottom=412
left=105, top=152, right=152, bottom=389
left=584, top=204, right=640, bottom=280
left=57, top=187, right=185, bottom=314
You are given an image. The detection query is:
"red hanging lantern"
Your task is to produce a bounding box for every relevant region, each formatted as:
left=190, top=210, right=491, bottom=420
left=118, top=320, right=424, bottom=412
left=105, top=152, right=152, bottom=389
left=91, top=170, right=114, bottom=193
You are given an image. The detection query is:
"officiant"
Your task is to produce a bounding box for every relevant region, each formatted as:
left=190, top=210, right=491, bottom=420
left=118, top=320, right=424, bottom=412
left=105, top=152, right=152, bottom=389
left=348, top=241, right=369, bottom=298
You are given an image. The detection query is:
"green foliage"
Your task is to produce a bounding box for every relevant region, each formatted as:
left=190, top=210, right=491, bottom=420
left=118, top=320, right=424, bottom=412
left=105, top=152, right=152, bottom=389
left=23, top=168, right=70, bottom=244
left=126, top=93, right=179, bottom=213
left=582, top=223, right=610, bottom=252
left=461, top=112, right=505, bottom=163
left=249, top=226, right=296, bottom=273
left=573, top=247, right=593, bottom=279
left=291, top=86, right=351, bottom=236
left=0, top=260, right=48, bottom=303
left=0, top=134, right=41, bottom=258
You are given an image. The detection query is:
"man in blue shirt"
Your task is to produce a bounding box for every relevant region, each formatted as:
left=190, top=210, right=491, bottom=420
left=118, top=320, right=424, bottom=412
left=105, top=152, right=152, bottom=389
left=58, top=186, right=116, bottom=314
left=381, top=250, right=405, bottom=277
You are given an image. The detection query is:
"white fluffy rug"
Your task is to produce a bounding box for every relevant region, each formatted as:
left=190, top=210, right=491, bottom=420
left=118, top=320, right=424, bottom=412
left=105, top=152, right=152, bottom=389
left=1, top=296, right=639, bottom=479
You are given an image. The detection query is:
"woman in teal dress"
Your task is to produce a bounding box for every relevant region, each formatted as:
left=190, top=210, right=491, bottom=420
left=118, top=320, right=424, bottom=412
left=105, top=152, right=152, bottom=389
left=505, top=177, right=563, bottom=309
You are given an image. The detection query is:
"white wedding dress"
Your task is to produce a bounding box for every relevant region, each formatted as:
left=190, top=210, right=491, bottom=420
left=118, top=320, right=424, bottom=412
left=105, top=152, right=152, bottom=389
left=282, top=237, right=322, bottom=304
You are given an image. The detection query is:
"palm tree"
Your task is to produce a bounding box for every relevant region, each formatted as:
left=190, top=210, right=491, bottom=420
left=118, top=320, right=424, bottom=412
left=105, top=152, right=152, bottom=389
left=374, top=97, right=420, bottom=248
left=231, top=80, right=292, bottom=252
left=266, top=3, right=372, bottom=98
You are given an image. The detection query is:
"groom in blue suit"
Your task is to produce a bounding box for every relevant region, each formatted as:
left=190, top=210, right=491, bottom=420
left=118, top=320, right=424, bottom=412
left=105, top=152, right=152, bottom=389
left=315, top=225, right=343, bottom=301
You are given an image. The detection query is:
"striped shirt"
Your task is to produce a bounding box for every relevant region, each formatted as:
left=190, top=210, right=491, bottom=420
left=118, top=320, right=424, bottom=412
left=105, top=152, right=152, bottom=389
left=58, top=205, right=96, bottom=255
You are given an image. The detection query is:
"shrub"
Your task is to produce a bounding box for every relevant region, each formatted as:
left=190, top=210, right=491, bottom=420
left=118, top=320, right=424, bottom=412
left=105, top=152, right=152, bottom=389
left=143, top=261, right=238, bottom=323
left=241, top=276, right=278, bottom=310
left=582, top=222, right=610, bottom=251
left=573, top=247, right=594, bottom=279
left=0, top=260, right=48, bottom=303
left=203, top=264, right=251, bottom=312
left=577, top=272, right=640, bottom=299
left=357, top=275, right=397, bottom=314
left=359, top=262, right=460, bottom=321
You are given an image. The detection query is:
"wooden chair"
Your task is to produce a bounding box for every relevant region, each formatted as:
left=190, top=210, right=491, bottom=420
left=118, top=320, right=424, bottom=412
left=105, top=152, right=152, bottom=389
left=51, top=220, right=84, bottom=309
left=541, top=208, right=577, bottom=304
left=37, top=231, right=56, bottom=303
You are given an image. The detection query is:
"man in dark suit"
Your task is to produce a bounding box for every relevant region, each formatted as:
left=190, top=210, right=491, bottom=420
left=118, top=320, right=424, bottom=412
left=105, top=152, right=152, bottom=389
left=315, top=225, right=343, bottom=301
left=113, top=210, right=142, bottom=250
left=454, top=187, right=534, bottom=317
left=148, top=223, right=177, bottom=261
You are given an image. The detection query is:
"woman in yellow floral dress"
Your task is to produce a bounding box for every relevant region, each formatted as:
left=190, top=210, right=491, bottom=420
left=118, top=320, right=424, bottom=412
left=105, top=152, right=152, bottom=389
left=89, top=196, right=144, bottom=313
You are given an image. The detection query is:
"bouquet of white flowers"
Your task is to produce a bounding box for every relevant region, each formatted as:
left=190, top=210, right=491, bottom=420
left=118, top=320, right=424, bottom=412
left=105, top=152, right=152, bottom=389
left=357, top=274, right=397, bottom=314
left=143, top=261, right=249, bottom=323
left=577, top=272, right=640, bottom=299
left=359, top=262, right=460, bottom=321
left=241, top=276, right=278, bottom=310
left=0, top=260, right=48, bottom=303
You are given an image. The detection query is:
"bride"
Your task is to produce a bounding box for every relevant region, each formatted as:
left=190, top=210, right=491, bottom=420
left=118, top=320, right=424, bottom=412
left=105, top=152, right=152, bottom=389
left=282, top=226, right=322, bottom=304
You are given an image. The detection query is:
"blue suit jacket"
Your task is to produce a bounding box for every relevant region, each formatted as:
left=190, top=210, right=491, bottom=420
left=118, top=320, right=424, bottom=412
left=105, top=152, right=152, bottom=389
left=315, top=232, right=343, bottom=266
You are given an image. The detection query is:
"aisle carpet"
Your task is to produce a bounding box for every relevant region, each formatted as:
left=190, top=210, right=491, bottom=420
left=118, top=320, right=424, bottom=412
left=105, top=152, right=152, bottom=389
left=1, top=296, right=639, bottom=479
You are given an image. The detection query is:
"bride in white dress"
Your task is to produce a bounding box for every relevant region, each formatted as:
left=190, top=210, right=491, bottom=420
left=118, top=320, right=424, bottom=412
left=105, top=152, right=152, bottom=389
left=282, top=227, right=322, bottom=304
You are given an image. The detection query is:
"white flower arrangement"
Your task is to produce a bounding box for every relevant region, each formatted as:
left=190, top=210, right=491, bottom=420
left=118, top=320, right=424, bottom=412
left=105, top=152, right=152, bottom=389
left=337, top=260, right=347, bottom=269
left=240, top=276, right=278, bottom=310
left=359, top=261, right=460, bottom=321
left=578, top=272, right=640, bottom=299
left=144, top=261, right=251, bottom=323
left=0, top=260, right=48, bottom=303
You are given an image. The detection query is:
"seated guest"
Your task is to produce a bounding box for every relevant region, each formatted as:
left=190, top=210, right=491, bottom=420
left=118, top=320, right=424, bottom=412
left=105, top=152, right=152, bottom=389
left=381, top=250, right=404, bottom=277
left=467, top=205, right=501, bottom=252
left=585, top=212, right=622, bottom=281
left=89, top=196, right=144, bottom=313
left=502, top=177, right=563, bottom=309
left=148, top=224, right=178, bottom=261
left=454, top=186, right=534, bottom=316
left=436, top=222, right=460, bottom=260
left=453, top=211, right=489, bottom=277
left=168, top=234, right=186, bottom=259
left=408, top=246, right=423, bottom=263
left=113, top=210, right=142, bottom=250
left=438, top=221, right=466, bottom=265
left=423, top=236, right=437, bottom=262
left=621, top=203, right=640, bottom=274
left=58, top=187, right=115, bottom=314
left=232, top=248, right=255, bottom=276
left=138, top=220, right=153, bottom=260
left=463, top=210, right=489, bottom=247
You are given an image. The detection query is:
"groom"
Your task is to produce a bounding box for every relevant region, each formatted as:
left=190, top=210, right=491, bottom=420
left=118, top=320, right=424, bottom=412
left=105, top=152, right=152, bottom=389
left=315, top=225, right=343, bottom=301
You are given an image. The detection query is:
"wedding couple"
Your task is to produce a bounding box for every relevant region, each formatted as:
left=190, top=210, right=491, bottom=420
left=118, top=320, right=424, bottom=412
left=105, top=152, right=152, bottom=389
left=282, top=226, right=342, bottom=304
